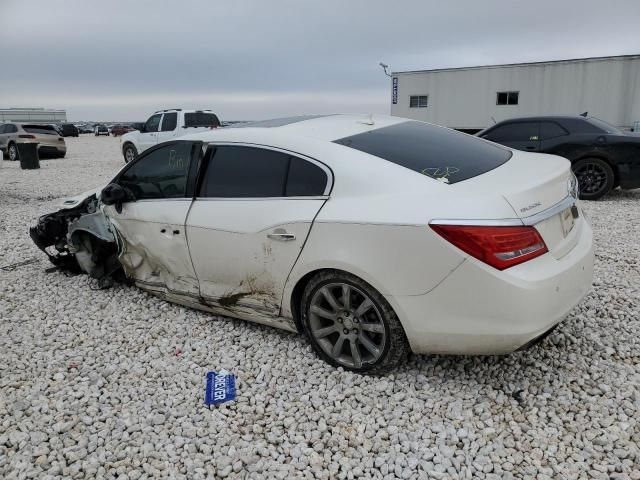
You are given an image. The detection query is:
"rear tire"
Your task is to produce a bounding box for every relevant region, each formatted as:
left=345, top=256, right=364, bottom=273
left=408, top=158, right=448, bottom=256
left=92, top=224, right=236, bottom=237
left=8, top=143, right=18, bottom=161
left=123, top=144, right=137, bottom=163
left=572, top=158, right=614, bottom=200
left=301, top=270, right=410, bottom=374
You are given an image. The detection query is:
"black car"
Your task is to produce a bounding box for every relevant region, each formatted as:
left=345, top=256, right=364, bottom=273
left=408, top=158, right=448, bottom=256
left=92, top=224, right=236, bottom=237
left=59, top=123, right=79, bottom=137
left=477, top=116, right=640, bottom=199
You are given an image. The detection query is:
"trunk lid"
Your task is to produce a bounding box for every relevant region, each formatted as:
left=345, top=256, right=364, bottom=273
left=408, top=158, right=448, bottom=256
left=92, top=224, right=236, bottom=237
left=459, top=150, right=579, bottom=257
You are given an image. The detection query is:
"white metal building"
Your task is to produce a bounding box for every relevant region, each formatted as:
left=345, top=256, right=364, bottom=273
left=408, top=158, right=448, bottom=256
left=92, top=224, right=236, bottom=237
left=0, top=108, right=67, bottom=123
left=390, top=54, right=640, bottom=132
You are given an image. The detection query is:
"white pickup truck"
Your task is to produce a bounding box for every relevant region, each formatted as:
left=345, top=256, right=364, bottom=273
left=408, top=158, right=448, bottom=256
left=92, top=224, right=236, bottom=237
left=120, top=109, right=221, bottom=163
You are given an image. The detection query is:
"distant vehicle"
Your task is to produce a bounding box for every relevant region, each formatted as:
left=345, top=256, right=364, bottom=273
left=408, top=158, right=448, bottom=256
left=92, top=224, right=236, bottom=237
left=94, top=125, right=109, bottom=136
left=59, top=123, right=79, bottom=137
left=120, top=109, right=221, bottom=162
left=0, top=122, right=66, bottom=159
left=78, top=125, right=94, bottom=134
left=477, top=115, right=640, bottom=200
left=110, top=125, right=132, bottom=136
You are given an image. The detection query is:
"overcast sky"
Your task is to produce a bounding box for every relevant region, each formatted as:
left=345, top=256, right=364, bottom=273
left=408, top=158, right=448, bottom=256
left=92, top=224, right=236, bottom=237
left=1, top=0, right=639, bottom=121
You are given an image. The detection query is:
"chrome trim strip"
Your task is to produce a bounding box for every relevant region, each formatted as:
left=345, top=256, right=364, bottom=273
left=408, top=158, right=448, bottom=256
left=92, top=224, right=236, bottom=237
left=429, top=218, right=523, bottom=226
left=521, top=195, right=576, bottom=226
left=430, top=196, right=576, bottom=227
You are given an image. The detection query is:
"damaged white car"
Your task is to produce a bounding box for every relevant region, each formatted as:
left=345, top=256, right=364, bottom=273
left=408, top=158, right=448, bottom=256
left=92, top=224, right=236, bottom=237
left=30, top=114, right=594, bottom=373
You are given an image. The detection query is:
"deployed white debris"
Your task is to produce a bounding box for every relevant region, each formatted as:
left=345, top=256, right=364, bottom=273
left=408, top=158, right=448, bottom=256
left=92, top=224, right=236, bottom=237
left=0, top=136, right=639, bottom=479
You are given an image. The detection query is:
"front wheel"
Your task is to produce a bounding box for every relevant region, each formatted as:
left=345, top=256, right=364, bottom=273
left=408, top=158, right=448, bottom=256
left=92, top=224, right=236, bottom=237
left=572, top=158, right=614, bottom=200
left=301, top=270, right=410, bottom=374
left=123, top=144, right=137, bottom=163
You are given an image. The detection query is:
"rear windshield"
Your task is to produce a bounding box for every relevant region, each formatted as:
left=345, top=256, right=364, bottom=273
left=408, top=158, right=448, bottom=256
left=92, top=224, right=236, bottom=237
left=184, top=112, right=220, bottom=128
left=23, top=124, right=58, bottom=135
left=334, top=121, right=512, bottom=184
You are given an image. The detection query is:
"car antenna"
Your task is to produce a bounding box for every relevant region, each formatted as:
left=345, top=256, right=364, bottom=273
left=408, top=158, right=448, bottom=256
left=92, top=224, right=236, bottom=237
left=580, top=111, right=588, bottom=117
left=490, top=116, right=497, bottom=125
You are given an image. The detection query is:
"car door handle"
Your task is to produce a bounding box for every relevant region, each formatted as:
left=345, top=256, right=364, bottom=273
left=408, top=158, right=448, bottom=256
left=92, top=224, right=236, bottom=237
left=267, top=232, right=295, bottom=241
left=526, top=146, right=536, bottom=150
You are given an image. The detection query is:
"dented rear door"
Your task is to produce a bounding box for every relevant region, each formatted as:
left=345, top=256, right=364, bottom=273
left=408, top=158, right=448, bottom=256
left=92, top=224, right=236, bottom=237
left=103, top=141, right=202, bottom=298
left=186, top=144, right=331, bottom=321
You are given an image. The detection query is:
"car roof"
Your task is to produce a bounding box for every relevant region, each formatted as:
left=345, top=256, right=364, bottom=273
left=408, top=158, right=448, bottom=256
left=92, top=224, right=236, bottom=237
left=492, top=115, right=590, bottom=123
left=182, top=114, right=411, bottom=143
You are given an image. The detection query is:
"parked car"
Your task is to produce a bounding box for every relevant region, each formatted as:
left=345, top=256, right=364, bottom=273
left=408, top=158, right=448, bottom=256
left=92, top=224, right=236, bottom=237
left=0, top=122, right=66, bottom=159
left=120, top=109, right=220, bottom=163
left=59, top=123, right=79, bottom=137
left=30, top=114, right=593, bottom=373
left=94, top=125, right=109, bottom=136
left=477, top=115, right=640, bottom=199
left=110, top=125, right=132, bottom=136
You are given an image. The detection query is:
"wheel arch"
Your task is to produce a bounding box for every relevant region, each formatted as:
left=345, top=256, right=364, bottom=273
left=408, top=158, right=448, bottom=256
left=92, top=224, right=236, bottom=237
left=286, top=265, right=399, bottom=335
left=572, top=153, right=619, bottom=186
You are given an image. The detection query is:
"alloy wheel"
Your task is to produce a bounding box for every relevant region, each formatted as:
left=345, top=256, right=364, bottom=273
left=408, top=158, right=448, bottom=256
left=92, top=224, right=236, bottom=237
left=308, top=282, right=386, bottom=369
left=8, top=144, right=18, bottom=161
left=574, top=161, right=608, bottom=196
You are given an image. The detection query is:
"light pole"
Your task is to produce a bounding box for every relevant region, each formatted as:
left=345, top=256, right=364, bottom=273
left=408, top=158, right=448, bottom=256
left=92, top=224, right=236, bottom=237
left=379, top=62, right=392, bottom=77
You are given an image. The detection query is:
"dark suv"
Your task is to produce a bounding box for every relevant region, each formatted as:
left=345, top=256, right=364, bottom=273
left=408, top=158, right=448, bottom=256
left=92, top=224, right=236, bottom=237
left=477, top=116, right=640, bottom=199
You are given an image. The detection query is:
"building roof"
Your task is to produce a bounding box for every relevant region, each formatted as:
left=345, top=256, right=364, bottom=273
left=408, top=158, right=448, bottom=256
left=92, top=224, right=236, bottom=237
left=392, top=53, right=640, bottom=75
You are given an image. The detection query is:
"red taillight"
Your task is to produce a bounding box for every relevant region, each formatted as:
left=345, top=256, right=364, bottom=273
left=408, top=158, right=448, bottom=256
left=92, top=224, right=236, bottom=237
left=18, top=134, right=35, bottom=139
left=430, top=224, right=548, bottom=270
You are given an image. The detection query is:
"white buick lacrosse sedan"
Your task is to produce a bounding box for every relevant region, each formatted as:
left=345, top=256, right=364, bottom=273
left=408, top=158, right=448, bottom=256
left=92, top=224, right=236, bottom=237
left=31, top=114, right=594, bottom=373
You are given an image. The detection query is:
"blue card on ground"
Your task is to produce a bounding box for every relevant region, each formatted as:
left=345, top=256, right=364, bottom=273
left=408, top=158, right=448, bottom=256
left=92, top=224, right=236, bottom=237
left=205, top=371, right=236, bottom=406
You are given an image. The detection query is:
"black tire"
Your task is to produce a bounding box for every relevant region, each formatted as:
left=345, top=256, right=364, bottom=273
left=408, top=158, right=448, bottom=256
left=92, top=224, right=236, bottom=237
left=301, top=270, right=410, bottom=374
left=123, top=143, right=137, bottom=163
left=572, top=157, right=614, bottom=200
left=8, top=143, right=18, bottom=161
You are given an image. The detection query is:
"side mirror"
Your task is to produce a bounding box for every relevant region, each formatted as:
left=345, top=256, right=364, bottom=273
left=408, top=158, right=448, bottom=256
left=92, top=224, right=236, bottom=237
left=101, top=183, right=135, bottom=213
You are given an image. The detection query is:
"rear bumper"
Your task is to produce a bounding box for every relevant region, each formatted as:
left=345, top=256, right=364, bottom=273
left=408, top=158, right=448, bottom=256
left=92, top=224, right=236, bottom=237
left=389, top=217, right=594, bottom=355
left=617, top=162, right=640, bottom=190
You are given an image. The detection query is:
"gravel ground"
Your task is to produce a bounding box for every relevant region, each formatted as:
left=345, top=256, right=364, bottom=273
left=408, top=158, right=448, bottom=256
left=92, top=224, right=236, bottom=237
left=1, top=136, right=639, bottom=480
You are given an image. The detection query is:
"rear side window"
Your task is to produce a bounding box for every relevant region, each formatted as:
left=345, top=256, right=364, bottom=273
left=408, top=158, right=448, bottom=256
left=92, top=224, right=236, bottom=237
left=286, top=157, right=327, bottom=196
left=22, top=124, right=58, bottom=135
left=540, top=122, right=568, bottom=140
left=484, top=122, right=539, bottom=142
left=184, top=112, right=220, bottom=128
left=161, top=112, right=177, bottom=131
left=199, top=146, right=328, bottom=197
left=6, top=124, right=17, bottom=133
left=334, top=121, right=511, bottom=184
left=200, top=146, right=289, bottom=197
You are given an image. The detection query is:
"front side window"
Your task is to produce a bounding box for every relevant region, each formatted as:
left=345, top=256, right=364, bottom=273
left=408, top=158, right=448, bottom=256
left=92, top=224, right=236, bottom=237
left=199, top=146, right=328, bottom=198
left=409, top=95, right=429, bottom=108
left=144, top=114, right=162, bottom=133
left=118, top=142, right=194, bottom=200
left=484, top=122, right=539, bottom=142
left=496, top=91, right=519, bottom=105
left=161, top=112, right=177, bottom=132
left=334, top=121, right=511, bottom=184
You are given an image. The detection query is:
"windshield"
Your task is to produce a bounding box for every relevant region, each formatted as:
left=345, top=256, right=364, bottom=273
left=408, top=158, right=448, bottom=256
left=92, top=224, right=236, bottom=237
left=334, top=121, right=512, bottom=184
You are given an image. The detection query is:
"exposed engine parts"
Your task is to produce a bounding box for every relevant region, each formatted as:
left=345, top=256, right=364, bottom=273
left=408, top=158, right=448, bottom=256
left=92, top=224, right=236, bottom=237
left=29, top=195, right=123, bottom=288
